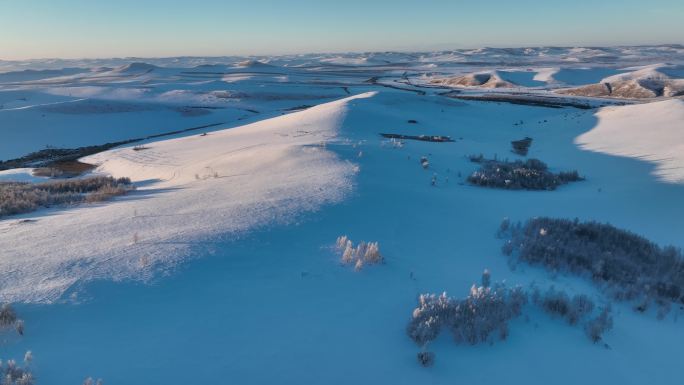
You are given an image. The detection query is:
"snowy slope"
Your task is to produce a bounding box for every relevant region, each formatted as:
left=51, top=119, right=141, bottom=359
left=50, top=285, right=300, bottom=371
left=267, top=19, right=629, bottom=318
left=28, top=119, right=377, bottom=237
left=576, top=99, right=684, bottom=184
left=0, top=93, right=369, bottom=302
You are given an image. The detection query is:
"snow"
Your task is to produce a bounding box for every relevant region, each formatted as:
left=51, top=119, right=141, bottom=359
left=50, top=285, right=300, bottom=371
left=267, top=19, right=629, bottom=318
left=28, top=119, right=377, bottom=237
left=534, top=67, right=629, bottom=86
left=576, top=99, right=684, bottom=184
left=0, top=168, right=49, bottom=183
left=602, top=63, right=684, bottom=83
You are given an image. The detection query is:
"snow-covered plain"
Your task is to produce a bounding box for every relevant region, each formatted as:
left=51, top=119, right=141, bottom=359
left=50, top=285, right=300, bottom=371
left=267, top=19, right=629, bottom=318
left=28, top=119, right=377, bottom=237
left=1, top=46, right=684, bottom=384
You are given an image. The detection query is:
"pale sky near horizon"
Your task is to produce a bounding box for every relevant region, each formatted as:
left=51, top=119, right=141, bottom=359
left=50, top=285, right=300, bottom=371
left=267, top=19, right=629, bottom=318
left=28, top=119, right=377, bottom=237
left=1, top=0, right=682, bottom=60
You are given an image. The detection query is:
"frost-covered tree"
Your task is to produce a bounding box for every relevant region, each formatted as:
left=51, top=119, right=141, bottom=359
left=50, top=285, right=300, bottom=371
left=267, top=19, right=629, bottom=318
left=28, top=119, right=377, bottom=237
left=407, top=276, right=528, bottom=348
left=335, top=235, right=349, bottom=250
left=341, top=241, right=355, bottom=264
left=364, top=242, right=382, bottom=264
left=0, top=304, right=23, bottom=337
left=0, top=354, right=34, bottom=385
left=467, top=157, right=582, bottom=190
left=0, top=305, right=16, bottom=327
left=482, top=269, right=491, bottom=288
left=585, top=307, right=613, bottom=343
left=417, top=351, right=435, bottom=367
left=502, top=217, right=684, bottom=308
left=534, top=287, right=595, bottom=326
left=334, top=236, right=384, bottom=270
left=0, top=177, right=133, bottom=218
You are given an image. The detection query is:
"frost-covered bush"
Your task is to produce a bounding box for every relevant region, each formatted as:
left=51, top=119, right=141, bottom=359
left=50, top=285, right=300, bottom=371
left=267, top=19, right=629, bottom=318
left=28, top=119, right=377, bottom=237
left=502, top=217, right=684, bottom=306
left=82, top=377, right=104, bottom=385
left=467, top=156, right=582, bottom=190
left=584, top=307, right=613, bottom=343
left=416, top=351, right=435, bottom=367
left=407, top=272, right=616, bottom=362
left=407, top=279, right=528, bottom=347
left=533, top=287, right=595, bottom=325
left=481, top=269, right=491, bottom=288
left=0, top=304, right=17, bottom=327
left=0, top=177, right=133, bottom=218
left=0, top=353, right=34, bottom=385
left=335, top=236, right=383, bottom=270
left=511, top=137, right=533, bottom=156
left=0, top=304, right=23, bottom=336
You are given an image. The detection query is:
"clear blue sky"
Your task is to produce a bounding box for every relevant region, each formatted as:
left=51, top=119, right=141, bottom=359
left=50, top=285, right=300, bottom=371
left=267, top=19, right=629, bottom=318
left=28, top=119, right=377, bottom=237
left=1, top=0, right=682, bottom=59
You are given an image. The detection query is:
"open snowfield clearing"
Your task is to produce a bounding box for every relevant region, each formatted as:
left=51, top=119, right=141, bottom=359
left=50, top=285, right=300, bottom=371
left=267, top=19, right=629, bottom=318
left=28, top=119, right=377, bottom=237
left=1, top=47, right=684, bottom=384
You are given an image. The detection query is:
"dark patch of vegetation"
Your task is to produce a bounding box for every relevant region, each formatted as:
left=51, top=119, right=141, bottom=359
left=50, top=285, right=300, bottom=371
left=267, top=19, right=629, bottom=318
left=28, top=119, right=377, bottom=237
left=531, top=287, right=612, bottom=343
left=0, top=143, right=133, bottom=172
left=585, top=307, right=614, bottom=343
left=0, top=304, right=25, bottom=336
left=283, top=105, right=314, bottom=111
left=501, top=217, right=684, bottom=307
left=467, top=156, right=583, bottom=190
left=445, top=93, right=594, bottom=109
left=380, top=133, right=454, bottom=143
left=0, top=177, right=133, bottom=218
left=533, top=287, right=595, bottom=325
left=365, top=76, right=427, bottom=95
left=0, top=122, right=224, bottom=174
left=31, top=161, right=97, bottom=178
left=416, top=352, right=435, bottom=367
left=407, top=119, right=418, bottom=124
left=511, top=137, right=533, bottom=156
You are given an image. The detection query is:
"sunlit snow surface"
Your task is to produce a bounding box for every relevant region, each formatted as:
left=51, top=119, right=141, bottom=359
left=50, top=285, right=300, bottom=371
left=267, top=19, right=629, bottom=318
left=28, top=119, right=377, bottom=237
left=1, top=46, right=684, bottom=384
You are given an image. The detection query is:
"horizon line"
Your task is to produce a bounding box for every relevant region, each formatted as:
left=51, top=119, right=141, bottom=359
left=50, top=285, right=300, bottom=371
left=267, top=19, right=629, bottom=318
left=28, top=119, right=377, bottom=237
left=2, top=42, right=683, bottom=62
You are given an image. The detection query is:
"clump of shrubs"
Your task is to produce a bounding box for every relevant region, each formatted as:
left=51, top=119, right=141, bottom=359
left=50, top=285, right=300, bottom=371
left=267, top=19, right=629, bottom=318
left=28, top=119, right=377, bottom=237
left=407, top=277, right=528, bottom=348
left=335, top=236, right=383, bottom=271
left=0, top=304, right=24, bottom=336
left=467, top=155, right=582, bottom=190
left=501, top=217, right=684, bottom=307
left=533, top=287, right=595, bottom=326
left=585, top=307, right=613, bottom=343
left=407, top=272, right=616, bottom=366
left=0, top=352, right=34, bottom=385
left=0, top=176, right=133, bottom=218
left=416, top=351, right=435, bottom=367
left=511, top=137, right=533, bottom=156
left=532, top=287, right=612, bottom=342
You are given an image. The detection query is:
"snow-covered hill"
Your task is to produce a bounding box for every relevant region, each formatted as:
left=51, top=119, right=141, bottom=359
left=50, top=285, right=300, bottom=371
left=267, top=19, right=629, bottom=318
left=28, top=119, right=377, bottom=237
left=0, top=93, right=367, bottom=303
